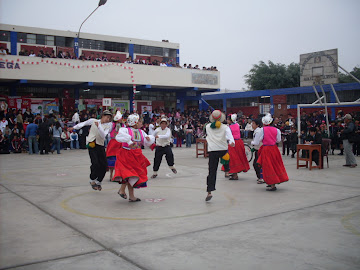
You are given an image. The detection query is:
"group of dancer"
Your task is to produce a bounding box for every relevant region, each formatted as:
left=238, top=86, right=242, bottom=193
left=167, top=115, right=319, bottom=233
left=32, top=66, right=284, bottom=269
left=70, top=108, right=288, bottom=203
left=71, top=110, right=177, bottom=202
left=205, top=110, right=289, bottom=201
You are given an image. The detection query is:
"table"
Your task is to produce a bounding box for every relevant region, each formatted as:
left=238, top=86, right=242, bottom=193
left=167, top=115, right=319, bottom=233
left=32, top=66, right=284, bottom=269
left=296, top=144, right=322, bottom=170
left=196, top=138, right=208, bottom=158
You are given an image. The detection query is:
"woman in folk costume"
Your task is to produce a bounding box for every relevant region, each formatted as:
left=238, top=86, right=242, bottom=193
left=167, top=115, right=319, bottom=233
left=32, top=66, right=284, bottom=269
left=106, top=111, right=124, bottom=181
left=205, top=110, right=235, bottom=201
left=113, top=114, right=155, bottom=202
left=70, top=110, right=113, bottom=191
left=226, top=114, right=250, bottom=180
left=254, top=114, right=289, bottom=191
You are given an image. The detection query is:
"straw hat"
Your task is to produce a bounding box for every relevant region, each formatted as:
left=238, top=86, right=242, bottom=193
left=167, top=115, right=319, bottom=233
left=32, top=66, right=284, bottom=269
left=209, top=110, right=225, bottom=123
left=160, top=118, right=168, bottom=124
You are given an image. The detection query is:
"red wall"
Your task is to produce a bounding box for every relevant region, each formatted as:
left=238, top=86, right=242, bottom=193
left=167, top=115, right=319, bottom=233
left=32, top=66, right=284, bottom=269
left=227, top=106, right=259, bottom=117
left=0, top=42, right=8, bottom=49
left=21, top=45, right=54, bottom=55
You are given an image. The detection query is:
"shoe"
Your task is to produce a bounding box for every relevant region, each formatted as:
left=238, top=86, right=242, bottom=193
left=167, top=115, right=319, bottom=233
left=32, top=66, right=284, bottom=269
left=266, top=187, right=277, bottom=191
left=343, top=164, right=351, bottom=167
left=205, top=194, right=213, bottom=201
left=350, top=164, right=357, bottom=168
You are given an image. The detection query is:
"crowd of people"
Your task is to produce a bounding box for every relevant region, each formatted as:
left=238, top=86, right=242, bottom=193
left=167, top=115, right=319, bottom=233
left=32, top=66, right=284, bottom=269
left=1, top=106, right=359, bottom=160
left=0, top=46, right=219, bottom=71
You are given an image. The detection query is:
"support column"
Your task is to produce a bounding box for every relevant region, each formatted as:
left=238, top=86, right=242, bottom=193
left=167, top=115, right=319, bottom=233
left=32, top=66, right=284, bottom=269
left=10, top=32, right=17, bottom=55
left=270, top=96, right=274, bottom=115
left=329, top=89, right=336, bottom=120
left=74, top=37, right=79, bottom=58
left=74, top=88, right=80, bottom=109
left=176, top=49, right=180, bottom=64
left=129, top=44, right=134, bottom=61
left=222, top=98, right=227, bottom=113
left=176, top=91, right=185, bottom=112
left=129, top=88, right=134, bottom=113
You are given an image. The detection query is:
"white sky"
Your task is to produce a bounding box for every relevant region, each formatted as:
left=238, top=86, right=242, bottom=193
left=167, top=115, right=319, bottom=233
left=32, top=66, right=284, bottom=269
left=1, top=0, right=359, bottom=91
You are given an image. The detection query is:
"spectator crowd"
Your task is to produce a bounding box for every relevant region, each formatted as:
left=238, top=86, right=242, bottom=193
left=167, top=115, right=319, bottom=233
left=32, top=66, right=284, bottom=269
left=1, top=106, right=359, bottom=160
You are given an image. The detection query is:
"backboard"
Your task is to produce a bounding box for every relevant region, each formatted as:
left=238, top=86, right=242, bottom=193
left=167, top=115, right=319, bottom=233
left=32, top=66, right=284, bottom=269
left=300, top=49, right=338, bottom=86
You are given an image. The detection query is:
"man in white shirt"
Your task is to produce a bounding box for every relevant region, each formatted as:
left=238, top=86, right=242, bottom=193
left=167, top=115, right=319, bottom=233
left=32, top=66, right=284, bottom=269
left=151, top=118, right=177, bottom=179
left=205, top=110, right=235, bottom=201
left=148, top=119, right=156, bottom=135
left=70, top=110, right=112, bottom=191
left=0, top=117, right=8, bottom=133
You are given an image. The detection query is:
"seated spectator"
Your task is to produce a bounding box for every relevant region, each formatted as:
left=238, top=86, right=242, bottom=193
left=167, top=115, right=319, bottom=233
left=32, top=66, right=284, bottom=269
left=29, top=50, right=36, bottom=57
left=79, top=53, right=86, bottom=60
left=109, top=56, right=115, bottom=62
left=187, top=64, right=192, bottom=69
left=61, top=126, right=71, bottom=150
left=96, top=54, right=102, bottom=61
left=11, top=135, right=22, bottom=153
left=183, top=63, right=187, bottom=69
left=87, top=52, right=96, bottom=61
left=70, top=130, right=79, bottom=149
left=20, top=134, right=28, bottom=153
left=0, top=130, right=10, bottom=154
left=194, top=65, right=200, bottom=70
left=102, top=53, right=108, bottom=62
left=57, top=51, right=65, bottom=58
left=115, top=56, right=121, bottom=63
left=18, top=48, right=26, bottom=56
left=0, top=47, right=6, bottom=55
left=37, top=50, right=45, bottom=58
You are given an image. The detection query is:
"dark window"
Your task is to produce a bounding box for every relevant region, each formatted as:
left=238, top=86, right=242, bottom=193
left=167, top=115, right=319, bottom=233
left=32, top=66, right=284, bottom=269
left=104, top=41, right=126, bottom=52
left=95, top=40, right=104, bottom=50
left=65, top=37, right=74, bottom=48
left=337, top=89, right=360, bottom=102
left=17, top=33, right=27, bottom=43
left=36, top=34, right=45, bottom=45
left=55, top=36, right=65, bottom=47
left=0, top=31, right=10, bottom=42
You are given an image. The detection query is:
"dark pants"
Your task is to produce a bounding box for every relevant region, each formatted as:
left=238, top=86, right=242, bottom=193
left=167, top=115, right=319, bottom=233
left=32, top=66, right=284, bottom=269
left=207, top=150, right=227, bottom=192
left=40, top=136, right=50, bottom=153
left=353, top=142, right=360, bottom=156
left=153, top=145, right=174, bottom=172
left=282, top=140, right=290, bottom=155
left=88, top=144, right=107, bottom=183
left=253, top=150, right=261, bottom=179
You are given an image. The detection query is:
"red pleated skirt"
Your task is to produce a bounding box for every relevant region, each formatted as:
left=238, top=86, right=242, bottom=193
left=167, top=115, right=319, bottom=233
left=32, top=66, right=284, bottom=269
left=112, top=148, right=150, bottom=188
left=229, top=140, right=250, bottom=174
left=106, top=139, right=122, bottom=158
left=257, top=145, right=289, bottom=185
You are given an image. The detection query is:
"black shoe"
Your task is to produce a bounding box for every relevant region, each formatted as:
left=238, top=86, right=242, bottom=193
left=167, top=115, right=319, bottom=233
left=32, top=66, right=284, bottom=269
left=291, top=155, right=295, bottom=158
left=338, top=153, right=343, bottom=156
left=266, top=187, right=277, bottom=191
left=343, top=164, right=351, bottom=167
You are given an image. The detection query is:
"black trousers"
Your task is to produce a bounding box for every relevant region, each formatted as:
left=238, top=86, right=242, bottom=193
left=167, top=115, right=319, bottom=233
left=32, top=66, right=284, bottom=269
left=253, top=150, right=262, bottom=179
left=40, top=136, right=50, bottom=153
left=153, top=145, right=174, bottom=172
left=88, top=144, right=107, bottom=183
left=207, top=150, right=227, bottom=192
left=282, top=140, right=290, bottom=155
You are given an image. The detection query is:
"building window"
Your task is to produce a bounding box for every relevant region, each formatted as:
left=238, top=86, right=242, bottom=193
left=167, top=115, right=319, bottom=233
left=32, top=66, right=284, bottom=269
left=46, top=36, right=55, bottom=46
left=0, top=31, right=10, bottom=42
left=17, top=33, right=27, bottom=43
left=55, top=36, right=65, bottom=47
left=36, top=34, right=45, bottom=45
left=104, top=41, right=126, bottom=52
left=27, top=34, right=36, bottom=44
left=65, top=37, right=74, bottom=48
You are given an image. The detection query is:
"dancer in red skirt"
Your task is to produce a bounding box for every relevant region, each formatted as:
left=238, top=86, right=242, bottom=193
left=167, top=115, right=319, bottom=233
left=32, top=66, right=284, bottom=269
left=254, top=114, right=289, bottom=191
left=227, top=114, right=250, bottom=180
left=113, top=114, right=155, bottom=202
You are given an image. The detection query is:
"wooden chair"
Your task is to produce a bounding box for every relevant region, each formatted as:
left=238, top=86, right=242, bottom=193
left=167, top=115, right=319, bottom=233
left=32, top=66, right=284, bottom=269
left=196, top=138, right=208, bottom=158
left=322, top=138, right=331, bottom=168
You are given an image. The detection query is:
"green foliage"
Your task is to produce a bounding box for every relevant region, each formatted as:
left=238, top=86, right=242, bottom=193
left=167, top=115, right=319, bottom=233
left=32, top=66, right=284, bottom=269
left=244, top=61, right=300, bottom=90
left=338, top=67, right=360, bottom=83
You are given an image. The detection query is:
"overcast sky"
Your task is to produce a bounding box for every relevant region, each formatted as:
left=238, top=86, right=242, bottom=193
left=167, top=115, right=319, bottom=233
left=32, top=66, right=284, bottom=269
left=1, top=0, right=359, bottom=91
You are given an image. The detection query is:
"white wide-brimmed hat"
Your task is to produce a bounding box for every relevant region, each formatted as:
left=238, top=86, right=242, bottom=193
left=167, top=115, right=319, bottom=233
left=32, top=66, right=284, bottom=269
left=209, top=110, right=226, bottom=123
left=160, top=118, right=168, bottom=124
left=262, top=113, right=273, bottom=125
left=114, top=111, right=122, bottom=121
left=127, top=114, right=140, bottom=126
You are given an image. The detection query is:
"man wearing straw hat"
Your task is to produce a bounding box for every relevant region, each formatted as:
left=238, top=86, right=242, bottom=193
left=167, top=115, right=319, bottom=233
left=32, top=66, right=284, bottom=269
left=151, top=117, right=177, bottom=178
left=205, top=110, right=235, bottom=201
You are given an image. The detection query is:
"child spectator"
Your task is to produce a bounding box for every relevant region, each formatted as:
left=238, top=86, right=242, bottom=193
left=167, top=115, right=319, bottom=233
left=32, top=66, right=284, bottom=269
left=70, top=130, right=79, bottom=149
left=61, top=125, right=71, bottom=150
left=289, top=127, right=298, bottom=158
left=11, top=135, right=22, bottom=153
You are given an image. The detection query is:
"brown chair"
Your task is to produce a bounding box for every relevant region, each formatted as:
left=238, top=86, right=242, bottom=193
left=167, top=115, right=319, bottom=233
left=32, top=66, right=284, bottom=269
left=322, top=138, right=331, bottom=168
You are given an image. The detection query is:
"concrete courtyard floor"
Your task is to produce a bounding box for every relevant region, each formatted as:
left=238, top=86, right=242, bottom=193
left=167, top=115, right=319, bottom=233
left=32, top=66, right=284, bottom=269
left=0, top=146, right=359, bottom=270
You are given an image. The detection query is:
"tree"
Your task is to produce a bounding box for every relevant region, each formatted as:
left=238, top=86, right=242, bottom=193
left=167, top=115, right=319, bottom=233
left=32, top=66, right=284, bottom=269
left=244, top=61, right=300, bottom=90
left=338, top=66, right=360, bottom=83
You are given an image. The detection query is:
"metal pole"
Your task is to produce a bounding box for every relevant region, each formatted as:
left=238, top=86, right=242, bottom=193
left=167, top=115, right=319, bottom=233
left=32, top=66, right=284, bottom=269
left=77, top=6, right=99, bottom=38
left=319, top=85, right=330, bottom=137
left=338, top=65, right=360, bottom=84
left=312, top=85, right=323, bottom=105
left=297, top=104, right=301, bottom=144
left=330, top=84, right=341, bottom=104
